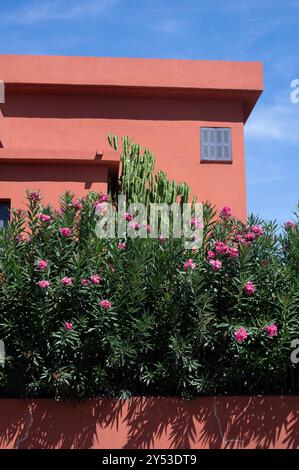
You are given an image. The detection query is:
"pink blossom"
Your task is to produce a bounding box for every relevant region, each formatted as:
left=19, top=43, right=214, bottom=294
left=94, top=201, right=108, bottom=214
left=99, top=194, right=109, bottom=203
left=234, top=327, right=248, bottom=343
left=264, top=324, right=278, bottom=338
left=207, top=250, right=215, bottom=259
left=37, top=259, right=48, bottom=270
left=245, top=232, right=256, bottom=242
left=118, top=242, right=126, bottom=250
left=228, top=247, right=239, bottom=258
left=183, top=258, right=196, bottom=271
left=129, top=222, right=141, bottom=231
left=59, top=227, right=72, bottom=237
left=61, top=276, right=73, bottom=286
left=219, top=206, right=232, bottom=219
left=285, top=221, right=296, bottom=230
left=252, top=225, right=264, bottom=236
left=90, top=274, right=102, bottom=285
left=234, top=234, right=244, bottom=243
left=38, top=280, right=50, bottom=289
left=191, top=217, right=203, bottom=229
left=81, top=278, right=89, bottom=286
left=28, top=190, right=42, bottom=202
left=16, top=232, right=27, bottom=241
left=100, top=299, right=112, bottom=310
left=243, top=281, right=256, bottom=296
left=215, top=241, right=229, bottom=255
left=38, top=213, right=52, bottom=222
left=158, top=235, right=165, bottom=243
left=65, top=322, right=73, bottom=331
left=209, top=259, right=222, bottom=271
left=70, top=199, right=83, bottom=210
left=122, top=212, right=133, bottom=222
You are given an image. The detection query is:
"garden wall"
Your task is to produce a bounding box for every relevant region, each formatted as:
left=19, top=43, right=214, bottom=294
left=0, top=396, right=298, bottom=449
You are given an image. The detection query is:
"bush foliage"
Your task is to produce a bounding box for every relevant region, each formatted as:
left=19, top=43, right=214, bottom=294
left=0, top=137, right=298, bottom=399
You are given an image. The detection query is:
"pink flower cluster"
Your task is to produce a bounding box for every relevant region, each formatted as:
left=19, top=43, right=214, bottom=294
left=219, top=206, right=233, bottom=220
left=285, top=221, right=296, bottom=230
left=99, top=194, right=109, bottom=203
left=118, top=242, right=126, bottom=250
left=59, top=227, right=72, bottom=237
left=28, top=190, right=42, bottom=202
left=122, top=212, right=133, bottom=222
left=90, top=274, right=101, bottom=285
left=191, top=217, right=203, bottom=229
left=100, top=299, right=112, bottom=310
left=243, top=281, right=256, bottom=296
left=38, top=280, right=50, bottom=289
left=129, top=222, right=141, bottom=231
left=65, top=322, right=73, bottom=331
left=183, top=258, right=196, bottom=271
left=37, top=259, right=48, bottom=270
left=234, top=225, right=264, bottom=245
left=61, top=276, right=73, bottom=286
left=234, top=327, right=248, bottom=343
left=264, top=324, right=278, bottom=338
left=70, top=199, right=83, bottom=210
left=38, top=213, right=52, bottom=223
left=209, top=259, right=222, bottom=271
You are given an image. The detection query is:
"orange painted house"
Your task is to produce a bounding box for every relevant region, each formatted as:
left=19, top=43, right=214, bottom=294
left=0, top=55, right=263, bottom=224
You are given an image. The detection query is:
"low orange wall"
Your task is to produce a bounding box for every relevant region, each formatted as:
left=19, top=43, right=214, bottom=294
left=0, top=396, right=298, bottom=449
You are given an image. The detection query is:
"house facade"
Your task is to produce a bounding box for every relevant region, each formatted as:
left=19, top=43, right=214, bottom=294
left=0, top=55, right=263, bottom=224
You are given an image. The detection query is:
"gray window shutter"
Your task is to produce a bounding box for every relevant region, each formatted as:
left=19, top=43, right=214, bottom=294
left=200, top=128, right=231, bottom=161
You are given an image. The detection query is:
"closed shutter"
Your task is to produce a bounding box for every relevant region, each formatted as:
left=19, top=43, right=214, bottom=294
left=0, top=201, right=10, bottom=228
left=200, top=128, right=232, bottom=161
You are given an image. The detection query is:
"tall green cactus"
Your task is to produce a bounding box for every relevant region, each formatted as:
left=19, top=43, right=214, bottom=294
left=108, top=134, right=195, bottom=208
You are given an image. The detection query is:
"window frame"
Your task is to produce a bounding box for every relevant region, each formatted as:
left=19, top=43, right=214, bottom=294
left=200, top=127, right=232, bottom=163
left=0, top=199, right=11, bottom=228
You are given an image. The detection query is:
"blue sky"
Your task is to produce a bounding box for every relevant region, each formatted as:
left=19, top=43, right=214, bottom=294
left=0, top=0, right=298, bottom=224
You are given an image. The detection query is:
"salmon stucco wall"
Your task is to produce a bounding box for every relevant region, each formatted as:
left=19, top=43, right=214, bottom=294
left=0, top=396, right=298, bottom=449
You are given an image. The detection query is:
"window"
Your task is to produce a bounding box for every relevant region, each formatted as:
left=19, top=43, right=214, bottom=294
left=200, top=127, right=232, bottom=162
left=0, top=200, right=11, bottom=228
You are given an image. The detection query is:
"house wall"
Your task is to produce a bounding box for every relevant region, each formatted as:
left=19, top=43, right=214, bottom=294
left=1, top=92, right=246, bottom=218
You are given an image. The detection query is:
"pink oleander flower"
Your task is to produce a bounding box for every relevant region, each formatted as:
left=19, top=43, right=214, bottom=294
left=118, top=242, right=126, bottom=250
left=228, top=247, right=239, bottom=258
left=207, top=250, right=215, bottom=259
left=129, top=222, right=141, bottom=231
left=234, top=234, right=244, bottom=243
left=191, top=217, right=203, bottom=229
left=59, top=227, right=72, bottom=237
left=61, top=276, right=73, bottom=286
left=90, top=274, right=102, bottom=285
left=65, top=322, right=73, bottom=331
left=264, top=324, right=278, bottom=338
left=234, top=327, right=248, bottom=343
left=183, top=258, right=196, bottom=271
left=158, top=235, right=165, bottom=243
left=285, top=221, right=296, bottom=230
left=94, top=201, right=108, bottom=214
left=243, top=281, right=256, bottom=296
left=16, top=232, right=27, bottom=241
left=219, top=206, right=232, bottom=219
left=99, top=194, right=109, bottom=203
left=81, top=278, right=89, bottom=286
left=245, top=232, right=256, bottom=242
left=100, top=299, right=112, bottom=310
left=70, top=199, right=83, bottom=210
left=38, top=280, right=50, bottom=289
left=28, top=190, right=42, bottom=202
left=209, top=259, right=222, bottom=271
left=38, top=213, right=52, bottom=222
left=37, top=259, right=48, bottom=270
left=122, top=212, right=133, bottom=222
left=215, top=241, right=229, bottom=255
left=252, top=225, right=264, bottom=236
left=145, top=224, right=151, bottom=233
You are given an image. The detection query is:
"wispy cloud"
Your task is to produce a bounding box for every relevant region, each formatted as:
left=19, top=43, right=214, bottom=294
left=3, top=0, right=118, bottom=24
left=246, top=102, right=299, bottom=143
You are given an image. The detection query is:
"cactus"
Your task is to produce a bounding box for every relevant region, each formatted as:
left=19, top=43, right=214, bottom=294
left=108, top=135, right=197, bottom=210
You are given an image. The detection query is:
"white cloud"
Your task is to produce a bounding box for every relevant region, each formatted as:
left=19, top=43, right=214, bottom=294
left=3, top=0, right=118, bottom=24
left=246, top=103, right=299, bottom=143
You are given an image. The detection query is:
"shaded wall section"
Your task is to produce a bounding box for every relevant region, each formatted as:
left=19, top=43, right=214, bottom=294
left=0, top=396, right=298, bottom=449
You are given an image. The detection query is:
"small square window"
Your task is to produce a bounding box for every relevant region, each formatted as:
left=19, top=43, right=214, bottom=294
left=200, top=128, right=232, bottom=162
left=0, top=200, right=11, bottom=228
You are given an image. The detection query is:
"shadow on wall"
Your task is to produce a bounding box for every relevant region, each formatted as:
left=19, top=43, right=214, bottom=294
left=0, top=396, right=299, bottom=449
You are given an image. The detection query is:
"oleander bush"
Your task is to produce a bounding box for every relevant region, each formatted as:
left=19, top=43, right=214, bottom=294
left=0, top=136, right=298, bottom=399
